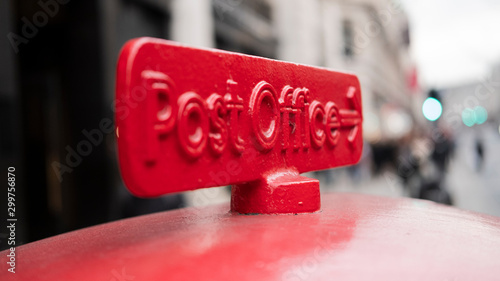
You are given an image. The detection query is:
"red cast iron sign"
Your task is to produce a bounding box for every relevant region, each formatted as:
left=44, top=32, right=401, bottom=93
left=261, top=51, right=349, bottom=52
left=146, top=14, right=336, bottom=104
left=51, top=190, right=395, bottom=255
left=116, top=38, right=362, bottom=213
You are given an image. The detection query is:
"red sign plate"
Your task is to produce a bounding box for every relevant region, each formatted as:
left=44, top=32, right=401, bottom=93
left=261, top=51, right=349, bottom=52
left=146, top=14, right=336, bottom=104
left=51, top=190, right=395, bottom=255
left=116, top=38, right=362, bottom=198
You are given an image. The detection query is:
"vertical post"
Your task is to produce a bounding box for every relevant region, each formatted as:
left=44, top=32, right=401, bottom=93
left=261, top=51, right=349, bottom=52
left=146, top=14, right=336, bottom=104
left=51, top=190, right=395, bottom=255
left=170, top=0, right=215, bottom=48
left=273, top=0, right=322, bottom=65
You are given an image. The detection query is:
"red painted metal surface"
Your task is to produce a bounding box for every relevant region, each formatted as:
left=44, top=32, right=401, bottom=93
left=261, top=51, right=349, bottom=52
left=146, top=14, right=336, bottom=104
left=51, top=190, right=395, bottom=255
left=3, top=193, right=500, bottom=280
left=116, top=38, right=362, bottom=213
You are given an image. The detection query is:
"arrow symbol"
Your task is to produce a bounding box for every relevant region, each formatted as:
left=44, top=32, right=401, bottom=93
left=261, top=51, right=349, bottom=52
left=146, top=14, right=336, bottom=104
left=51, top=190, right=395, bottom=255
left=339, top=86, right=362, bottom=143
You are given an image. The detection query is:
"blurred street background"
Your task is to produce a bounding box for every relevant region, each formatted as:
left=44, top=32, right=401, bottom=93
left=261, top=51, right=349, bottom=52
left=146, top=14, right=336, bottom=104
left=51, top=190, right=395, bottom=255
left=1, top=0, right=500, bottom=249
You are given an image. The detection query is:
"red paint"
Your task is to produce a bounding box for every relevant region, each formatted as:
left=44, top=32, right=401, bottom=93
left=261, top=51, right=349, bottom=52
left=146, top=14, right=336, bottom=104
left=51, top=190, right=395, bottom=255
left=3, top=193, right=500, bottom=280
left=231, top=172, right=320, bottom=214
left=116, top=38, right=362, bottom=213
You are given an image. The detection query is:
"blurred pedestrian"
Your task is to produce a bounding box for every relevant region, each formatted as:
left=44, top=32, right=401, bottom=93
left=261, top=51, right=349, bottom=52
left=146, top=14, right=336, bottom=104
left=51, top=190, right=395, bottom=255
left=475, top=138, right=484, bottom=171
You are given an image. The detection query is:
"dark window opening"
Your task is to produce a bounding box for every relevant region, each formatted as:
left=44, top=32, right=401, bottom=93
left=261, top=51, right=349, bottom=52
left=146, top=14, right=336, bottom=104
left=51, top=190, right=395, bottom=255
left=343, top=19, right=354, bottom=58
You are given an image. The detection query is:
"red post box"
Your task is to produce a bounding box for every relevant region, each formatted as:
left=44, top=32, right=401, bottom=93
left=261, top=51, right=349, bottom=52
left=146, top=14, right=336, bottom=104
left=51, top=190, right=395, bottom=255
left=2, top=38, right=500, bottom=281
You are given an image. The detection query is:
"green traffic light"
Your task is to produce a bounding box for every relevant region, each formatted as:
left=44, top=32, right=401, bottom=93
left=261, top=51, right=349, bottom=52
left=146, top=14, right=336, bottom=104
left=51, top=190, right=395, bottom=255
left=422, top=97, right=442, bottom=121
left=462, top=108, right=475, bottom=127
left=461, top=106, right=488, bottom=127
left=474, top=106, right=488, bottom=124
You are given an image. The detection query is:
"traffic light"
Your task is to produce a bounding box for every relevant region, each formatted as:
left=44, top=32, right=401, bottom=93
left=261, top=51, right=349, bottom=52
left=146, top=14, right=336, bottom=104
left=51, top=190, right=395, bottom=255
left=422, top=89, right=442, bottom=121
left=462, top=106, right=488, bottom=127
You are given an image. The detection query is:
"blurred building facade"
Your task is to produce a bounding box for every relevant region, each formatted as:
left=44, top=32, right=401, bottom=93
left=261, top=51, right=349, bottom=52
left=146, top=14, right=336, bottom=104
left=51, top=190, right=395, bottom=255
left=272, top=0, right=416, bottom=143
left=160, top=0, right=417, bottom=142
left=1, top=0, right=417, bottom=248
